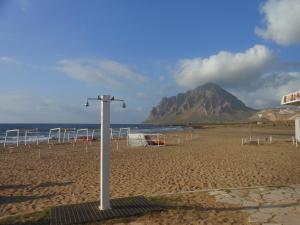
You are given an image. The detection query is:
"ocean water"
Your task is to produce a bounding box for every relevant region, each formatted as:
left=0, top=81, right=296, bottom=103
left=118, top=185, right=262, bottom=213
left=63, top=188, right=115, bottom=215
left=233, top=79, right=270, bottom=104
left=0, top=123, right=189, bottom=145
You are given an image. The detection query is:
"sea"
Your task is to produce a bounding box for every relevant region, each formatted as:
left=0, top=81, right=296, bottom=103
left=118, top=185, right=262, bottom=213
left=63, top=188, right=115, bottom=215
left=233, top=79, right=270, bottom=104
left=0, top=123, right=190, bottom=145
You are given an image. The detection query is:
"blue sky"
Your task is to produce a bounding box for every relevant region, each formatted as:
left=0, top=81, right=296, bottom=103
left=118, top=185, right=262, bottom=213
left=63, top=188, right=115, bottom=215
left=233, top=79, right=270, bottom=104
left=0, top=0, right=300, bottom=123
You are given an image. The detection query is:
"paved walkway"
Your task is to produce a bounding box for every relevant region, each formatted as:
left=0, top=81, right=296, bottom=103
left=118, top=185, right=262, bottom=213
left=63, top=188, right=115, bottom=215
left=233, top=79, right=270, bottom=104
left=208, top=184, right=300, bottom=225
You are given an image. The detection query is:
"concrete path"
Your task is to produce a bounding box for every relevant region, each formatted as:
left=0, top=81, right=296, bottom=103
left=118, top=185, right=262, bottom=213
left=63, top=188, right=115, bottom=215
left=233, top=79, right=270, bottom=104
left=209, top=184, right=300, bottom=225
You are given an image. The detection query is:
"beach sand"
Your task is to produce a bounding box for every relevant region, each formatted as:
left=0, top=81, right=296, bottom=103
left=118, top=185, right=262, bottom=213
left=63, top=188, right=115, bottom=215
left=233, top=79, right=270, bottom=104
left=0, top=125, right=300, bottom=224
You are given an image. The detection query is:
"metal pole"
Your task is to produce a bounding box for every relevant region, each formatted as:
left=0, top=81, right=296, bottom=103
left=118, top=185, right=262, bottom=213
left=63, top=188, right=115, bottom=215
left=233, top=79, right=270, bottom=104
left=92, top=130, right=95, bottom=140
left=126, top=131, right=129, bottom=146
left=63, top=129, right=66, bottom=143
left=75, top=130, right=79, bottom=143
left=48, top=130, right=51, bottom=144
left=16, top=130, right=19, bottom=147
left=118, top=128, right=121, bottom=139
left=58, top=128, right=61, bottom=143
left=295, top=117, right=300, bottom=144
left=100, top=95, right=111, bottom=210
left=25, top=130, right=28, bottom=146
left=4, top=131, right=7, bottom=148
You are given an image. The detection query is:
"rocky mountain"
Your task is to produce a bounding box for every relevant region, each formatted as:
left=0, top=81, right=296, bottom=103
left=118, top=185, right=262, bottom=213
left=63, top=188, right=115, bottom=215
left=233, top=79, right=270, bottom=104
left=144, top=83, right=256, bottom=124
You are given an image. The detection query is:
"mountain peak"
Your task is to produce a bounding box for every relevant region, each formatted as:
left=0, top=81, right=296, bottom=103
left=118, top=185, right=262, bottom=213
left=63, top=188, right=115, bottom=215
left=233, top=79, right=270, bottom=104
left=199, top=82, right=221, bottom=89
left=144, top=83, right=255, bottom=124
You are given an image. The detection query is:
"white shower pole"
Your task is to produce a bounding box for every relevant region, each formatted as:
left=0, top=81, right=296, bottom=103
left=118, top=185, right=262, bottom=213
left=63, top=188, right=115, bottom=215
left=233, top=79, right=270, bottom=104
left=99, top=95, right=111, bottom=210
left=85, top=95, right=126, bottom=211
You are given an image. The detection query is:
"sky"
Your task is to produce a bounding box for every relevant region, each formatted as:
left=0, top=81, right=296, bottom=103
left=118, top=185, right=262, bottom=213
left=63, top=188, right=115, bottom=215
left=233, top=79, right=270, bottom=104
left=0, top=0, right=300, bottom=123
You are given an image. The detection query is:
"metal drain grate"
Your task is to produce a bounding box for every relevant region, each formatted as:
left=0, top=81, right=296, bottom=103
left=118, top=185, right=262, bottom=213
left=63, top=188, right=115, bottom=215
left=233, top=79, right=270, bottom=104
left=50, top=196, right=162, bottom=225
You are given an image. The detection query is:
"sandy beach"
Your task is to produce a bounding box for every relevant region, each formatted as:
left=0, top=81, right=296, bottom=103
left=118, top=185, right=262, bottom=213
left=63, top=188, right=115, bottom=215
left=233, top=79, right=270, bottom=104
left=0, top=125, right=300, bottom=224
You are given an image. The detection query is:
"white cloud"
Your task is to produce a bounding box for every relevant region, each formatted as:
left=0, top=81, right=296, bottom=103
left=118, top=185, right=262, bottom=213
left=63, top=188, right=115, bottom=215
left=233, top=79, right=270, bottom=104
left=255, top=0, right=300, bottom=45
left=0, top=92, right=154, bottom=123
left=232, top=72, right=300, bottom=108
left=57, top=59, right=147, bottom=87
left=173, top=44, right=300, bottom=109
left=0, top=94, right=93, bottom=123
left=0, top=57, right=48, bottom=71
left=175, top=45, right=276, bottom=88
left=0, top=56, right=19, bottom=64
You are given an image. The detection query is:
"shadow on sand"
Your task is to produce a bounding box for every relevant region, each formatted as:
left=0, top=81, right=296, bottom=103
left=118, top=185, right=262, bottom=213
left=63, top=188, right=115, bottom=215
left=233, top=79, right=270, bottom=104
left=29, top=181, right=73, bottom=191
left=0, top=194, right=56, bottom=205
left=0, top=181, right=73, bottom=191
left=0, top=184, right=31, bottom=190
left=0, top=181, right=73, bottom=205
